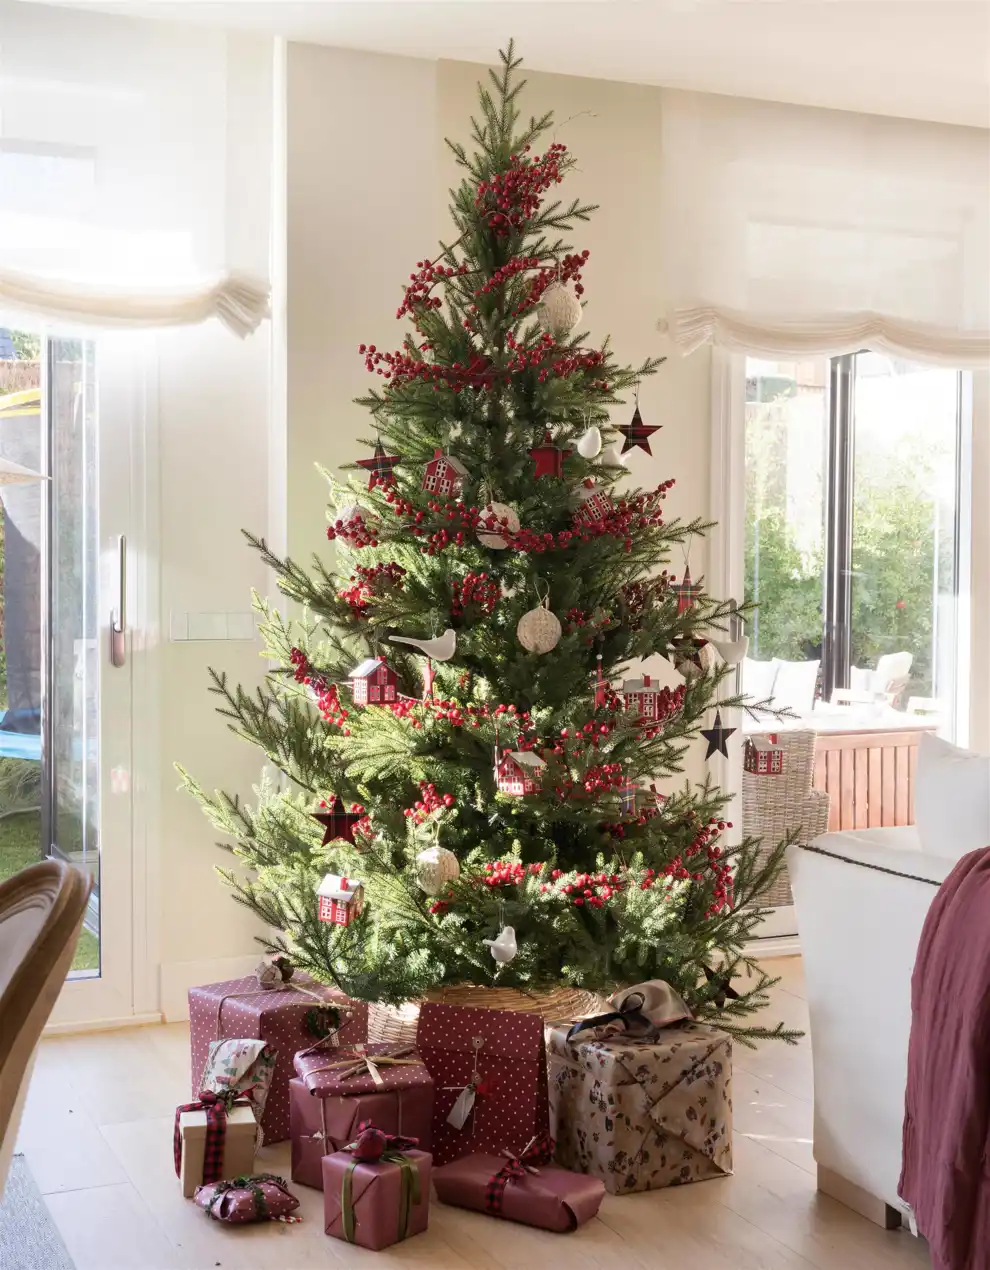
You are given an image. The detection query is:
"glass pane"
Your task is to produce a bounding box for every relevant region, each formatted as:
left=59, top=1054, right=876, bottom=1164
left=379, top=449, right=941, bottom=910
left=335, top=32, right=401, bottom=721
left=0, top=326, right=45, bottom=902
left=743, top=357, right=828, bottom=711
left=50, top=338, right=100, bottom=977
left=850, top=354, right=960, bottom=725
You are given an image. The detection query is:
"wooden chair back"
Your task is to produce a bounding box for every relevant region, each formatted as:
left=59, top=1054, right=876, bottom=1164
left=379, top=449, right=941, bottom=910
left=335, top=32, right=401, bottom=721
left=0, top=860, right=92, bottom=1194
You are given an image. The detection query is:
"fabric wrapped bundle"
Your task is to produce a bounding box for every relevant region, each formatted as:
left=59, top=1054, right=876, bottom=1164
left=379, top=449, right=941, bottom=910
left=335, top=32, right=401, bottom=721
left=433, top=1136, right=605, bottom=1232
left=174, top=1091, right=257, bottom=1198
left=290, top=1043, right=434, bottom=1190
left=323, top=1125, right=431, bottom=1251
left=194, top=1173, right=301, bottom=1223
left=197, top=1038, right=275, bottom=1149
left=188, top=975, right=368, bottom=1143
left=549, top=1022, right=732, bottom=1194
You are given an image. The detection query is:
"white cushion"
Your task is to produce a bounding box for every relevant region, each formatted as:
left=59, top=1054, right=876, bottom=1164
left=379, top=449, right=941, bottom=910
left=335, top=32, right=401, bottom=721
left=771, top=658, right=820, bottom=713
left=742, top=657, right=777, bottom=702
left=914, top=732, right=990, bottom=861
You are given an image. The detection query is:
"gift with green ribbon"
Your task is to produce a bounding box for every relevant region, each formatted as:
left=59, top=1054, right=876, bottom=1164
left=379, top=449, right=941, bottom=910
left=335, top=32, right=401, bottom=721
left=324, top=1122, right=432, bottom=1250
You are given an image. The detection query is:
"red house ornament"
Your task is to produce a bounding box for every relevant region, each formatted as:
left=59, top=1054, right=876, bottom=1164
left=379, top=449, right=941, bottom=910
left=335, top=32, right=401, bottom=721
left=349, top=656, right=398, bottom=706
left=316, top=874, right=365, bottom=926
left=621, top=673, right=665, bottom=721
left=422, top=449, right=468, bottom=497
left=528, top=431, right=572, bottom=480
left=744, top=734, right=784, bottom=775
left=495, top=749, right=546, bottom=796
left=574, top=478, right=614, bottom=528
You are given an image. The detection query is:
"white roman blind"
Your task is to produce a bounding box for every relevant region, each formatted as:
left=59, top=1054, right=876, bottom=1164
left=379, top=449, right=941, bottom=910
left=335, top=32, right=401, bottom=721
left=660, top=89, right=990, bottom=368
left=0, top=1, right=272, bottom=336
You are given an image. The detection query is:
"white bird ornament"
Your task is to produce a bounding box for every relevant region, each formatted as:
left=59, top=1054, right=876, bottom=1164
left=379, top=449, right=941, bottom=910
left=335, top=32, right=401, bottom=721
left=390, top=628, right=457, bottom=662
left=483, top=925, right=518, bottom=964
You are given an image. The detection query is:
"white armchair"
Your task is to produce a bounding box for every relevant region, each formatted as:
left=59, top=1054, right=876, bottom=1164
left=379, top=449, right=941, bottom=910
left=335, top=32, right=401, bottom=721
left=788, top=733, right=990, bottom=1227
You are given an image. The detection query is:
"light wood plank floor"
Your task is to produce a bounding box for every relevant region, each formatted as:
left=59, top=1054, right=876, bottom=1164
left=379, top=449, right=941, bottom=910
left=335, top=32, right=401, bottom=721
left=16, top=958, right=931, bottom=1269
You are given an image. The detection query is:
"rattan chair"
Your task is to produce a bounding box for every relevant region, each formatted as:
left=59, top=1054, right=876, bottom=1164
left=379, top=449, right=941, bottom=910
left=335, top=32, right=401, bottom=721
left=0, top=860, right=92, bottom=1196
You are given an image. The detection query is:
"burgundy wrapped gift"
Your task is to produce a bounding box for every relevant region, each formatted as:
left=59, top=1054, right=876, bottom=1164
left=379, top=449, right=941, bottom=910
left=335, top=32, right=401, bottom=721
left=195, top=1173, right=301, bottom=1224
left=433, top=1141, right=605, bottom=1232
left=290, top=1045, right=434, bottom=1190
left=323, top=1146, right=431, bottom=1251
left=188, top=975, right=368, bottom=1144
left=417, top=1003, right=550, bottom=1166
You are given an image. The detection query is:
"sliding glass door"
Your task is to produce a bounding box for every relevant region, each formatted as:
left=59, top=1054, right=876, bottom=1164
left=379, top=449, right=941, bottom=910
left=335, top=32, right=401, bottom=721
left=0, top=324, right=136, bottom=1022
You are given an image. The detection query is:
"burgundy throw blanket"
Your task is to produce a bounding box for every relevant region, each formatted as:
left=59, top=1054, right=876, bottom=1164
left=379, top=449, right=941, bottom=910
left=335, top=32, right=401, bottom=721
left=900, top=846, right=990, bottom=1270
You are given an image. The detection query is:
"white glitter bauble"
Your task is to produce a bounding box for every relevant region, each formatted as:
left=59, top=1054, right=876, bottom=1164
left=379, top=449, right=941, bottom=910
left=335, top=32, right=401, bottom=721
left=477, top=502, right=521, bottom=550
left=577, top=425, right=603, bottom=458
left=415, top=846, right=460, bottom=895
left=538, top=282, right=583, bottom=338
left=517, top=603, right=562, bottom=654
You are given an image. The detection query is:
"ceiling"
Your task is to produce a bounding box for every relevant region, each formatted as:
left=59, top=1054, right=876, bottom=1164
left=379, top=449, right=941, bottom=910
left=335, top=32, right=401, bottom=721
left=33, top=1, right=990, bottom=128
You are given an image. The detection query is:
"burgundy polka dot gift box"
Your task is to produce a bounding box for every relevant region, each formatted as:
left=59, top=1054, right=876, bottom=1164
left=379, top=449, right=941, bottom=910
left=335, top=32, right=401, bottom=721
left=188, top=976, right=368, bottom=1145
left=416, top=1003, right=550, bottom=1167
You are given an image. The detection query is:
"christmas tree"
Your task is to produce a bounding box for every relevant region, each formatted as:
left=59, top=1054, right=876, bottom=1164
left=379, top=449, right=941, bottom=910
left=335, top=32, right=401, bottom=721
left=183, top=45, right=797, bottom=1045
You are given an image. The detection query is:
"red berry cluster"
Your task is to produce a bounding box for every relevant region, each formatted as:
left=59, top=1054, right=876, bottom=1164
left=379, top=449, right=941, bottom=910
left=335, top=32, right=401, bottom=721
left=403, top=781, right=456, bottom=825
left=359, top=343, right=494, bottom=394
left=505, top=331, right=606, bottom=384
left=620, top=574, right=672, bottom=625
left=451, top=571, right=500, bottom=616
left=564, top=608, right=616, bottom=641
left=397, top=259, right=469, bottom=320
left=474, top=255, right=539, bottom=299
left=481, top=860, right=544, bottom=887
left=387, top=695, right=533, bottom=735
left=541, top=868, right=625, bottom=909
left=475, top=143, right=568, bottom=234
left=289, top=649, right=350, bottom=731
left=337, top=562, right=407, bottom=619
left=578, top=762, right=625, bottom=794
left=326, top=512, right=378, bottom=548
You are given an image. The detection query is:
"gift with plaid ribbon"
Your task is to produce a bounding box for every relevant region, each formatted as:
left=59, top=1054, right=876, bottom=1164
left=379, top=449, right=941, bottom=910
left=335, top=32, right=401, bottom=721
left=433, top=1134, right=605, bottom=1232
left=290, top=1043, right=434, bottom=1190
left=174, top=1091, right=258, bottom=1198
left=322, top=1121, right=432, bottom=1251
left=194, top=1173, right=302, bottom=1223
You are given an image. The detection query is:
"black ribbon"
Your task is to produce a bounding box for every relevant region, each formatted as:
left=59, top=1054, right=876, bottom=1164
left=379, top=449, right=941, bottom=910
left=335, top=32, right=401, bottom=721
left=566, top=990, right=652, bottom=1042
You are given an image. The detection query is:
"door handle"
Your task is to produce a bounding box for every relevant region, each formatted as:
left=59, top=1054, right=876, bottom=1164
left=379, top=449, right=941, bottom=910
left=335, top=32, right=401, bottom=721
left=110, top=534, right=126, bottom=668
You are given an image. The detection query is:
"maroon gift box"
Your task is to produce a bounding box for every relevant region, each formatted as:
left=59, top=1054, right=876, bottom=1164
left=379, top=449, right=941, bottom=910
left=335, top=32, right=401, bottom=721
left=433, top=1153, right=605, bottom=1232
left=323, top=1148, right=431, bottom=1251
left=188, top=976, right=368, bottom=1145
left=290, top=1046, right=434, bottom=1190
left=416, top=1003, right=550, bottom=1166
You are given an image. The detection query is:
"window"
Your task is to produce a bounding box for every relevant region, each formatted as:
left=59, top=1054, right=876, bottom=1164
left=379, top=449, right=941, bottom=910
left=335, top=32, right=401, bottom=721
left=744, top=353, right=967, bottom=734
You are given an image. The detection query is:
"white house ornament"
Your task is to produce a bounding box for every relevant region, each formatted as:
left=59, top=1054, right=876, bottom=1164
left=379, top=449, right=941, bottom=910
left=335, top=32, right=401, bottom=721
left=477, top=501, right=520, bottom=549
left=516, top=598, right=562, bottom=654
left=537, top=281, right=582, bottom=338
left=415, top=845, right=460, bottom=895
left=576, top=424, right=603, bottom=458
left=483, top=925, right=518, bottom=964
left=495, top=749, right=546, bottom=796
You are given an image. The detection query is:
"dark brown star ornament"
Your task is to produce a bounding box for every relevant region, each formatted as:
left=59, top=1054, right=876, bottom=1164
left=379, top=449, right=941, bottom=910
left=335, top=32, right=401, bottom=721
left=617, top=405, right=660, bottom=455
left=313, top=795, right=363, bottom=845
left=701, top=710, right=736, bottom=760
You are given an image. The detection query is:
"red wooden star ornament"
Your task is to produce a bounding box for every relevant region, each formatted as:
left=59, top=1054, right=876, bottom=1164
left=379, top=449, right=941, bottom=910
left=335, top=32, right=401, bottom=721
left=618, top=405, right=660, bottom=455
left=356, top=439, right=401, bottom=490
left=313, top=796, right=363, bottom=845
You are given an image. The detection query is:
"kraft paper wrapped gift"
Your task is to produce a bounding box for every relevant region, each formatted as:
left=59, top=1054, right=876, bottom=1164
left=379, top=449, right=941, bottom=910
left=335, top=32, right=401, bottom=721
left=175, top=1099, right=258, bottom=1198
left=188, top=975, right=368, bottom=1145
left=548, top=1023, right=732, bottom=1195
left=417, top=1002, right=549, bottom=1166
left=290, top=1045, right=434, bottom=1190
left=323, top=1146, right=431, bottom=1251
left=433, top=1142, right=605, bottom=1232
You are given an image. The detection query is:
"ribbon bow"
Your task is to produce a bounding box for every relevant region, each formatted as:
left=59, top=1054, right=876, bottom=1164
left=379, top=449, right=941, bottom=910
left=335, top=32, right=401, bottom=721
left=173, top=1090, right=254, bottom=1184
left=302, top=1043, right=422, bottom=1087
left=339, top=1122, right=422, bottom=1245
left=565, top=990, right=653, bottom=1042
left=483, top=1135, right=555, bottom=1216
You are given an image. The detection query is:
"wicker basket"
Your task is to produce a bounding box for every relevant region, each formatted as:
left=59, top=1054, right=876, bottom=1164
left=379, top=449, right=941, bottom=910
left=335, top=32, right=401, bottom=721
left=367, top=983, right=610, bottom=1046
left=743, top=729, right=831, bottom=908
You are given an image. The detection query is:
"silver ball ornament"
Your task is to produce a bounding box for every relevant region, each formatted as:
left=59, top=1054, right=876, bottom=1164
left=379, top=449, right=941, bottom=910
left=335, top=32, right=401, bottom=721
left=537, top=282, right=583, bottom=338
left=415, top=846, right=460, bottom=895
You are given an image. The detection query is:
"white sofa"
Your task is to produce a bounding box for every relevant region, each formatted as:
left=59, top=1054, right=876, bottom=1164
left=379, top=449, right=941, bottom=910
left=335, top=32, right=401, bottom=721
left=788, top=733, right=990, bottom=1227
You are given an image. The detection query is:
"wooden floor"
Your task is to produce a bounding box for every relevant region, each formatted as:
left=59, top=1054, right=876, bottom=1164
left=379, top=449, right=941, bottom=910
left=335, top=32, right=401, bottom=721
left=16, top=958, right=931, bottom=1269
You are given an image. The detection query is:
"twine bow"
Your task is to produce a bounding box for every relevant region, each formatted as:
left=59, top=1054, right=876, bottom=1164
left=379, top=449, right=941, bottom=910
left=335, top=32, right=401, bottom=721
left=339, top=1123, right=421, bottom=1244
left=484, top=1135, right=555, bottom=1215
left=173, top=1090, right=253, bottom=1184
left=302, top=1044, right=421, bottom=1088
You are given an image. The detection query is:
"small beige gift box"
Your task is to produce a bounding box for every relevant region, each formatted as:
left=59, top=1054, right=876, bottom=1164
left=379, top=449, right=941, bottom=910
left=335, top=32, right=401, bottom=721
left=178, top=1104, right=257, bottom=1198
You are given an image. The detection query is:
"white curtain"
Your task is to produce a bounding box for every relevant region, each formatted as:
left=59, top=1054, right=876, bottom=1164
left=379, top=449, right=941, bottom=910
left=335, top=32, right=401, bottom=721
left=0, top=3, right=272, bottom=337
left=660, top=90, right=990, bottom=368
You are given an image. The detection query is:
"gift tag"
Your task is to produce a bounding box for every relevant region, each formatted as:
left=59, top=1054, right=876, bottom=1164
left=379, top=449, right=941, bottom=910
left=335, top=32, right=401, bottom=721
left=447, top=1084, right=477, bottom=1129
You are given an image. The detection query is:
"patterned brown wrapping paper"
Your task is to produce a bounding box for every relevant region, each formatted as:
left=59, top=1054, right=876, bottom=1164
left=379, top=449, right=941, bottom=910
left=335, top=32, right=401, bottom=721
left=548, top=1022, right=732, bottom=1195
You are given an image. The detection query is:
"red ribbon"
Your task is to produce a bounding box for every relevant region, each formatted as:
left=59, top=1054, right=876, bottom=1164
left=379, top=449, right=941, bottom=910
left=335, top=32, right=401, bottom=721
left=174, top=1090, right=253, bottom=1184
left=483, top=1135, right=555, bottom=1215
